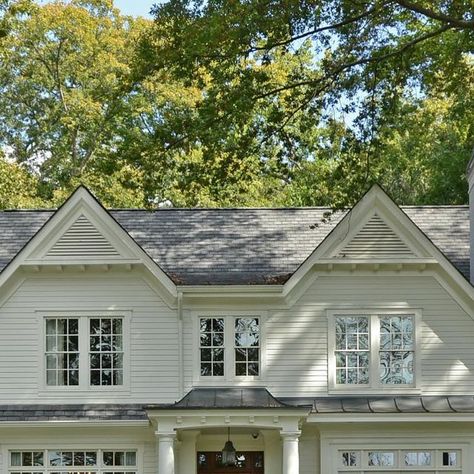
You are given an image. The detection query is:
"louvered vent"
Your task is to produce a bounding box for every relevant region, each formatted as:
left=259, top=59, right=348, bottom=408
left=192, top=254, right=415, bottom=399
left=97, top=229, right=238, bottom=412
left=46, top=214, right=120, bottom=257
left=336, top=214, right=416, bottom=258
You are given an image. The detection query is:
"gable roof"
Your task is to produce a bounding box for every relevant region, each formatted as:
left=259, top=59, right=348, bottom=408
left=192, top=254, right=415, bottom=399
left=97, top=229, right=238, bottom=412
left=0, top=205, right=469, bottom=285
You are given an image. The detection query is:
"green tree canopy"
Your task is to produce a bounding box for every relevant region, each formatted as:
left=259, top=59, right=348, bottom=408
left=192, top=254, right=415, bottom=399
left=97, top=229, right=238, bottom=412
left=139, top=0, right=473, bottom=206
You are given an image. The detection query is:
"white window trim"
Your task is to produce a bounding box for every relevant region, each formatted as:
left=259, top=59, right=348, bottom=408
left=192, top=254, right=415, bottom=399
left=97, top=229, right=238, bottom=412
left=3, top=444, right=143, bottom=473
left=327, top=308, right=422, bottom=394
left=192, top=310, right=266, bottom=386
left=37, top=310, right=131, bottom=393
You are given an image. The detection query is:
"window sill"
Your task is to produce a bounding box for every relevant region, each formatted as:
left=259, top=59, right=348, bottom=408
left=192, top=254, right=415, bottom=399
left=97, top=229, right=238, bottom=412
left=328, top=386, right=422, bottom=396
left=39, top=386, right=131, bottom=396
left=193, top=379, right=263, bottom=387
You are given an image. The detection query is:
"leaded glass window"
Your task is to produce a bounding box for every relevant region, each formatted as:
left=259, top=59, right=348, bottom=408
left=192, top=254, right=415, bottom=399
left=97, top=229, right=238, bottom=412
left=235, top=317, right=260, bottom=376
left=45, top=318, right=79, bottom=386
left=368, top=451, right=395, bottom=466
left=200, top=318, right=225, bottom=376
left=335, top=316, right=369, bottom=384
left=379, top=315, right=414, bottom=384
left=90, top=318, right=124, bottom=386
left=332, top=312, right=417, bottom=388
left=404, top=451, right=431, bottom=466
left=341, top=451, right=359, bottom=466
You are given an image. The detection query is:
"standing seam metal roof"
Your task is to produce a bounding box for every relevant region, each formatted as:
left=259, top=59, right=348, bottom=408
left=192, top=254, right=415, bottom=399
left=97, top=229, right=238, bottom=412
left=0, top=206, right=469, bottom=285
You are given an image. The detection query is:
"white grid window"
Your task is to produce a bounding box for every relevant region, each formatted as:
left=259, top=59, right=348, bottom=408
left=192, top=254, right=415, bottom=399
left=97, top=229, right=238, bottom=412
left=45, top=319, right=79, bottom=386
left=380, top=315, right=414, bottom=384
left=234, top=318, right=260, bottom=376
left=335, top=316, right=369, bottom=384
left=9, top=450, right=137, bottom=474
left=337, top=448, right=461, bottom=471
left=199, top=318, right=225, bottom=376
left=89, top=318, right=124, bottom=386
left=44, top=315, right=126, bottom=389
left=330, top=311, right=418, bottom=389
left=197, top=314, right=262, bottom=381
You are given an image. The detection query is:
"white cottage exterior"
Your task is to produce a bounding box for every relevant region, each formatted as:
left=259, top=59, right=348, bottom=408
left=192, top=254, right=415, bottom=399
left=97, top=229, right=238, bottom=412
left=0, top=163, right=473, bottom=474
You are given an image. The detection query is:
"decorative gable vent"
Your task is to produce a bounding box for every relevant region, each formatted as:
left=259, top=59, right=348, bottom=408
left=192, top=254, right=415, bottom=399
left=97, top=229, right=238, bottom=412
left=336, top=213, right=416, bottom=259
left=46, top=214, right=120, bottom=257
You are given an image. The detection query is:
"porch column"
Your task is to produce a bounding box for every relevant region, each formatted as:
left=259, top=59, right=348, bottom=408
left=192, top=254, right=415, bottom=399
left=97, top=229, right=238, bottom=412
left=156, top=431, right=177, bottom=474
left=179, top=430, right=200, bottom=474
left=281, top=431, right=301, bottom=474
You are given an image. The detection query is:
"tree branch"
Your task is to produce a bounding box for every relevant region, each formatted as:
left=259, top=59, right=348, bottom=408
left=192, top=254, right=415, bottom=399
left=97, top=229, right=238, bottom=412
left=393, top=0, right=474, bottom=29
left=252, top=23, right=452, bottom=101
left=243, top=4, right=384, bottom=54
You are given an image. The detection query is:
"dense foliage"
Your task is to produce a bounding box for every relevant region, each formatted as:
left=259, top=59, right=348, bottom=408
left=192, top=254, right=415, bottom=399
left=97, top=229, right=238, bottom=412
left=0, top=0, right=472, bottom=208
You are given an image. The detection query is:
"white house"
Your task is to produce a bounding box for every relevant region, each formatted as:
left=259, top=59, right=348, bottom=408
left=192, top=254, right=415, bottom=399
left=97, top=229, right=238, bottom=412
left=0, top=161, right=473, bottom=474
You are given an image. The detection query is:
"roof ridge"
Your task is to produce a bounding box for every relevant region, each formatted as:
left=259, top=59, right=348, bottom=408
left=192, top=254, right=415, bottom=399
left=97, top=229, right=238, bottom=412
left=0, top=205, right=468, bottom=212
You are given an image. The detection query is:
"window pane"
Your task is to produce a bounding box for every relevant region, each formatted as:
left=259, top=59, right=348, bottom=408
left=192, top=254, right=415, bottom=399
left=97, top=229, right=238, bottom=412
left=199, top=317, right=225, bottom=377
left=405, top=451, right=431, bottom=466
left=341, top=451, right=358, bottom=467
left=89, top=317, right=124, bottom=386
left=45, top=318, right=80, bottom=386
left=368, top=452, right=394, bottom=466
left=334, top=316, right=369, bottom=385
left=234, top=317, right=260, bottom=376
left=443, top=451, right=458, bottom=466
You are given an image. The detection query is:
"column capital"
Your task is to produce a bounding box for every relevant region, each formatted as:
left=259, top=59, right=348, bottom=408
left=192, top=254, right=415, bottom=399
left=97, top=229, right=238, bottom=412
left=280, top=430, right=301, bottom=441
left=155, top=431, right=177, bottom=440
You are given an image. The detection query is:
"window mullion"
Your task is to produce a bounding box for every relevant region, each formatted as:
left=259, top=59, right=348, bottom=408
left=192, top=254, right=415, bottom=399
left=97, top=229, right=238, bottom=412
left=226, top=317, right=233, bottom=380
left=370, top=315, right=379, bottom=388
left=79, top=317, right=89, bottom=389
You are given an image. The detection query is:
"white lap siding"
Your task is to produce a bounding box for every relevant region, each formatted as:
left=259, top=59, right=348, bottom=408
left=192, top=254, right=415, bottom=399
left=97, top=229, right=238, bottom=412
left=265, top=275, right=474, bottom=397
left=0, top=425, right=155, bottom=474
left=319, top=422, right=474, bottom=474
left=183, top=274, right=474, bottom=397
left=0, top=271, right=179, bottom=404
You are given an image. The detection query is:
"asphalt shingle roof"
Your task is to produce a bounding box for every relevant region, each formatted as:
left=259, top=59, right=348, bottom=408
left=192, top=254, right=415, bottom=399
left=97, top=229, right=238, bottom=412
left=0, top=404, right=147, bottom=422
left=0, top=205, right=469, bottom=284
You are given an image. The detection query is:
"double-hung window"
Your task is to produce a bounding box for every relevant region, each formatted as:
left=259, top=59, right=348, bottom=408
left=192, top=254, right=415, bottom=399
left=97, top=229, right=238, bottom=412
left=44, top=314, right=126, bottom=389
left=329, top=310, right=419, bottom=391
left=198, top=315, right=261, bottom=380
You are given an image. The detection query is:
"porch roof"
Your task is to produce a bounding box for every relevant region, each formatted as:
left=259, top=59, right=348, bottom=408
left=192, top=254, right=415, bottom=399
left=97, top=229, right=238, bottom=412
left=281, top=395, right=474, bottom=413
left=147, top=388, right=310, bottom=410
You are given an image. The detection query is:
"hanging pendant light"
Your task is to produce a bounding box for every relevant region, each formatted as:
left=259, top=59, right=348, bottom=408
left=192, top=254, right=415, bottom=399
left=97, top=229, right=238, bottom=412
left=221, top=427, right=237, bottom=466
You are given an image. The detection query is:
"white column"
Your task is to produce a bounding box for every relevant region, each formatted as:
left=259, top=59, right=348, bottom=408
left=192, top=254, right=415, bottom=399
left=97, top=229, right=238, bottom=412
left=281, top=431, right=301, bottom=474
left=179, top=430, right=200, bottom=474
left=156, top=432, right=177, bottom=474
left=261, top=430, right=282, bottom=474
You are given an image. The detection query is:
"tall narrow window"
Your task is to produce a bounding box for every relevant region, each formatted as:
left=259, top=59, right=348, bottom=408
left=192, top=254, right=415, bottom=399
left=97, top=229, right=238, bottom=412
left=335, top=316, right=369, bottom=384
left=45, top=318, right=79, bottom=386
left=379, top=315, right=414, bottom=384
left=235, top=318, right=260, bottom=376
left=90, top=317, right=124, bottom=386
left=200, top=318, right=225, bottom=376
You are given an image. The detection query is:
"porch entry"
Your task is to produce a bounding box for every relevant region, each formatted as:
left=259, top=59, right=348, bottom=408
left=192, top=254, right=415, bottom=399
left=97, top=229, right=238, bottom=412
left=197, top=451, right=264, bottom=474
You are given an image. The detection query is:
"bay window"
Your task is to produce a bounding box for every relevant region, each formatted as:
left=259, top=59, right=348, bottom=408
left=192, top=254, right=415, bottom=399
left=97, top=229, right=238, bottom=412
left=329, top=310, right=419, bottom=390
